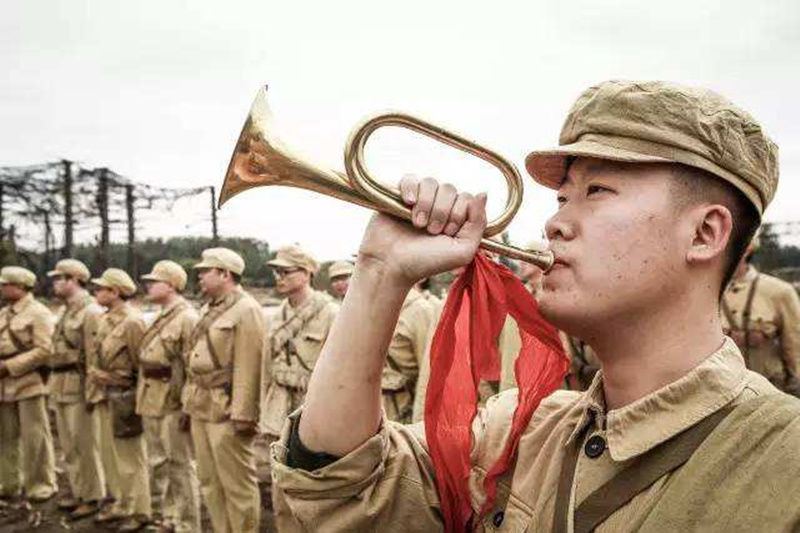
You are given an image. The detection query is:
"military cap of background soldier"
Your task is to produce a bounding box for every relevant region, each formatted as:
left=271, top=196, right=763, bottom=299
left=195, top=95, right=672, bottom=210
left=47, top=258, right=91, bottom=283
left=141, top=260, right=188, bottom=291
left=267, top=245, right=319, bottom=274
left=90, top=268, right=137, bottom=297
left=193, top=247, right=246, bottom=275
left=0, top=266, right=37, bottom=288
left=328, top=261, right=355, bottom=279
left=525, top=80, right=779, bottom=215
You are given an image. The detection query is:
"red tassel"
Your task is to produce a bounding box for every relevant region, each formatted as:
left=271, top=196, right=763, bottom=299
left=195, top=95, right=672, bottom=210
left=424, top=254, right=569, bottom=532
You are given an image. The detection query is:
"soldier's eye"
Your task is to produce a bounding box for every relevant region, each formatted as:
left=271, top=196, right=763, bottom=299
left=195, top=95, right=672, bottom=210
left=587, top=184, right=609, bottom=196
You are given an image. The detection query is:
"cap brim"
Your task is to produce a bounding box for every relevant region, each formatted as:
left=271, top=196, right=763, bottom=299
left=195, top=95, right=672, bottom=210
left=193, top=261, right=214, bottom=270
left=525, top=140, right=672, bottom=190
left=140, top=274, right=166, bottom=282
left=47, top=270, right=61, bottom=278
left=90, top=278, right=112, bottom=288
left=267, top=259, right=294, bottom=268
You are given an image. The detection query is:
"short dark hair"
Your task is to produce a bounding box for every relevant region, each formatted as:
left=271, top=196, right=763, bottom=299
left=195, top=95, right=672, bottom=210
left=669, top=164, right=760, bottom=296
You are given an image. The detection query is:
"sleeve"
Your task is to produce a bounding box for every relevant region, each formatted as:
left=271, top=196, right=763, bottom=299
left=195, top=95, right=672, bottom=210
left=180, top=310, right=199, bottom=364
left=777, top=286, right=800, bottom=380
left=231, top=302, right=265, bottom=422
left=5, top=308, right=54, bottom=377
left=81, top=308, right=101, bottom=367
left=125, top=316, right=146, bottom=367
left=271, top=410, right=443, bottom=532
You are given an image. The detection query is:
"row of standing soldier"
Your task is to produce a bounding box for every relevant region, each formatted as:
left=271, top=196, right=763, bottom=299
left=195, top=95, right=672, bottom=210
left=0, top=229, right=798, bottom=532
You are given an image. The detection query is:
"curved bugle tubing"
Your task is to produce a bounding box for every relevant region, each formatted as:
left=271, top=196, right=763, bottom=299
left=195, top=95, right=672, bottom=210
left=220, top=85, right=553, bottom=269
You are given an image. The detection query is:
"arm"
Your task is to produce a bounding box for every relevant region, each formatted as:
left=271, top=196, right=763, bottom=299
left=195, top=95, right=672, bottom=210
left=125, top=316, right=146, bottom=367
left=777, top=286, right=800, bottom=387
left=300, top=177, right=487, bottom=456
left=231, top=302, right=264, bottom=424
left=5, top=308, right=54, bottom=377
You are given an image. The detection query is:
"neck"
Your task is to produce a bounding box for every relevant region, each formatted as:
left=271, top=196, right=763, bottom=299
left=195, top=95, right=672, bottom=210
left=588, top=286, right=724, bottom=410
left=212, top=284, right=236, bottom=301
left=158, top=293, right=178, bottom=308
left=288, top=286, right=312, bottom=308
left=65, top=288, right=84, bottom=304
left=107, top=299, right=125, bottom=311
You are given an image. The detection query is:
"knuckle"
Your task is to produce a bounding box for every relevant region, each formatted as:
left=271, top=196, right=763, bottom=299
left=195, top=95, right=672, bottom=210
left=440, top=183, right=457, bottom=195
left=420, top=177, right=439, bottom=189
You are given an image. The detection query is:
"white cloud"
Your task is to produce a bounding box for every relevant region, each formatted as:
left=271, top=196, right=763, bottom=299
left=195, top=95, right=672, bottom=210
left=2, top=0, right=798, bottom=258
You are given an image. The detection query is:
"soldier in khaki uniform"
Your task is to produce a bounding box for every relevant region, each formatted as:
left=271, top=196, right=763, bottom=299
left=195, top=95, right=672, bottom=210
left=722, top=235, right=800, bottom=396
left=87, top=269, right=151, bottom=531
left=327, top=260, right=354, bottom=302
left=269, top=81, right=800, bottom=531
left=261, top=245, right=338, bottom=438
left=183, top=248, right=264, bottom=533
left=137, top=261, right=200, bottom=532
left=47, top=259, right=107, bottom=518
left=0, top=267, right=58, bottom=503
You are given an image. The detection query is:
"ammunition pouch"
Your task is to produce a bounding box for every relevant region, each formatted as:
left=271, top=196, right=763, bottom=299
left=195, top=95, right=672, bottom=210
left=108, top=384, right=143, bottom=438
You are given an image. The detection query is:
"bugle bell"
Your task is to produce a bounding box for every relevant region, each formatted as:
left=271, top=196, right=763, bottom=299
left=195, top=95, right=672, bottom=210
left=219, top=85, right=553, bottom=269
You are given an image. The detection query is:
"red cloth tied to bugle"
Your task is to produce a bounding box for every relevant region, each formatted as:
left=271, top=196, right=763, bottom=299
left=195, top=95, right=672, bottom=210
left=424, top=254, right=569, bottom=532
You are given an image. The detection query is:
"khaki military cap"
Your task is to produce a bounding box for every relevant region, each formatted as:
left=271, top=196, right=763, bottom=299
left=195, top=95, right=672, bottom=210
left=91, top=268, right=137, bottom=297
left=328, top=260, right=355, bottom=279
left=47, top=259, right=91, bottom=282
left=267, top=245, right=319, bottom=274
left=525, top=80, right=779, bottom=215
left=142, top=260, right=188, bottom=291
left=0, top=266, right=36, bottom=288
left=193, top=247, right=245, bottom=275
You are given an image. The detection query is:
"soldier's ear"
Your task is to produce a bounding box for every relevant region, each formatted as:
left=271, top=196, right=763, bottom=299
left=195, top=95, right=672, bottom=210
left=686, top=204, right=732, bottom=267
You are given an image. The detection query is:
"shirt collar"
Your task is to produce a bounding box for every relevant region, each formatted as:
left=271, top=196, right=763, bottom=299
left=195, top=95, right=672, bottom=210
left=161, top=296, right=185, bottom=315
left=106, top=302, right=130, bottom=321
left=10, top=292, right=34, bottom=313
left=566, top=337, right=748, bottom=461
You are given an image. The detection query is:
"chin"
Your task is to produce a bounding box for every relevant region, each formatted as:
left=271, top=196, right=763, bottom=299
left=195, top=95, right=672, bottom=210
left=537, top=290, right=586, bottom=337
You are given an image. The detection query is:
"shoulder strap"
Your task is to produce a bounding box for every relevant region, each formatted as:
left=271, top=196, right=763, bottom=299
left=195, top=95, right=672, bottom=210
left=554, top=405, right=735, bottom=533
left=741, top=274, right=760, bottom=362
left=189, top=291, right=244, bottom=352
left=192, top=292, right=244, bottom=369
left=139, top=301, right=189, bottom=354
left=720, top=298, right=737, bottom=330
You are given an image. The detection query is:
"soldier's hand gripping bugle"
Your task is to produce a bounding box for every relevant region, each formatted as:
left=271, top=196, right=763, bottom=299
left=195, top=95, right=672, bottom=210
left=299, top=177, right=487, bottom=456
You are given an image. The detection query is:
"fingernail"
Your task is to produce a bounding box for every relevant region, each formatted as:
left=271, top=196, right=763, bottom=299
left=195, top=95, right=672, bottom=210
left=416, top=212, right=427, bottom=225
left=444, top=222, right=458, bottom=235
left=404, top=192, right=415, bottom=204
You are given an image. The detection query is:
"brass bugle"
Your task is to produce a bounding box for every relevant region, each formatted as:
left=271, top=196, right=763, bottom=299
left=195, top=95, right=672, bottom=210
left=219, top=86, right=554, bottom=269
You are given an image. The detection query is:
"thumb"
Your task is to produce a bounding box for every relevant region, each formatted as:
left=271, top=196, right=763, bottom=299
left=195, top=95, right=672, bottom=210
left=456, top=193, right=488, bottom=243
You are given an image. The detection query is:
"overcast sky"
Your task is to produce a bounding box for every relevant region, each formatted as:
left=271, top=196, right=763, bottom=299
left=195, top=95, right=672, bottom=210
left=2, top=0, right=799, bottom=261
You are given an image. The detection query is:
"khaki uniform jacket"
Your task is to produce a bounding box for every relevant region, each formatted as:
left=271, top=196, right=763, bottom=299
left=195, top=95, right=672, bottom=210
left=271, top=338, right=800, bottom=531
left=381, top=288, right=437, bottom=421
left=261, top=291, right=338, bottom=436
left=0, top=293, right=55, bottom=402
left=136, top=297, right=199, bottom=418
left=182, top=287, right=265, bottom=424
left=50, top=290, right=102, bottom=404
left=722, top=266, right=800, bottom=389
left=86, top=303, right=146, bottom=404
